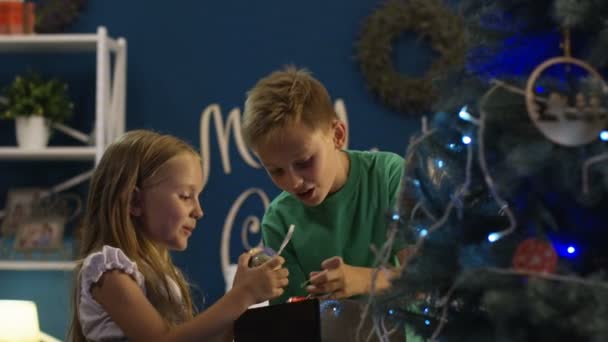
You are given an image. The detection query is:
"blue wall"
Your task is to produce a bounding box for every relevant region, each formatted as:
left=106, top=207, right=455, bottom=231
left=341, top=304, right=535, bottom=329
left=0, top=0, right=436, bottom=338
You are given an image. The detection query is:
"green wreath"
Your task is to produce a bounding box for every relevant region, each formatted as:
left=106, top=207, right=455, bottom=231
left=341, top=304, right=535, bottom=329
left=356, top=0, right=465, bottom=114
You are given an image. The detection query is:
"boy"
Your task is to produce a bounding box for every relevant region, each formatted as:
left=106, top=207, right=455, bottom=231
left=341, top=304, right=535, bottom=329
left=242, top=66, right=406, bottom=304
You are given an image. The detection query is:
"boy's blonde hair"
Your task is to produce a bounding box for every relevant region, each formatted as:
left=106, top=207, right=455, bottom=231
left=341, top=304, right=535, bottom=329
left=68, top=130, right=200, bottom=341
left=242, top=66, right=337, bottom=149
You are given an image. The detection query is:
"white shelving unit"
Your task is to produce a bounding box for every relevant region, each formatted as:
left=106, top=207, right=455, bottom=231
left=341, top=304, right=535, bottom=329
left=0, top=147, right=97, bottom=160
left=0, top=260, right=76, bottom=271
left=0, top=26, right=127, bottom=271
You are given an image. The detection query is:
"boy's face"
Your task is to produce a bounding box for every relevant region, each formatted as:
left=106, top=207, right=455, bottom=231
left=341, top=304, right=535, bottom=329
left=255, top=120, right=347, bottom=206
left=131, top=153, right=204, bottom=251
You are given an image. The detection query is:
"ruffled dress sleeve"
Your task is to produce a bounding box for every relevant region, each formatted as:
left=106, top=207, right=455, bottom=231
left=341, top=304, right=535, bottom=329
left=77, top=245, right=145, bottom=341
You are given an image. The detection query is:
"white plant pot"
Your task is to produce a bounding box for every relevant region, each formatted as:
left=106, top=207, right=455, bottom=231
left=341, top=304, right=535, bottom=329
left=15, top=116, right=50, bottom=149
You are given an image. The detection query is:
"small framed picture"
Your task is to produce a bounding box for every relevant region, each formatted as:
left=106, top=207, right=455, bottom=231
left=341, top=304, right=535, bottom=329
left=14, top=216, right=65, bottom=251
left=1, top=188, right=43, bottom=237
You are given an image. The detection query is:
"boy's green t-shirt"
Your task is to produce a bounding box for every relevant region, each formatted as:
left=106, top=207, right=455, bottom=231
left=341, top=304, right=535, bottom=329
left=261, top=149, right=405, bottom=304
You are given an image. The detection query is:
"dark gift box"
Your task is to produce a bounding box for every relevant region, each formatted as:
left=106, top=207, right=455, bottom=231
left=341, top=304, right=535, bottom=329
left=234, top=298, right=405, bottom=342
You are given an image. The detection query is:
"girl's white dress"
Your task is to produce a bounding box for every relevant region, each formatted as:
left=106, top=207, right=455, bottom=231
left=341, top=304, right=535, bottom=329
left=77, top=245, right=182, bottom=341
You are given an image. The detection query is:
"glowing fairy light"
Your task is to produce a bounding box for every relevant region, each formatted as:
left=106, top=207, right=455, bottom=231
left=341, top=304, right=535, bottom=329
left=320, top=300, right=341, bottom=316
left=458, top=105, right=480, bottom=125
left=487, top=232, right=503, bottom=243
left=600, top=131, right=608, bottom=141
left=458, top=105, right=472, bottom=121
left=550, top=239, right=579, bottom=258
left=462, top=135, right=472, bottom=145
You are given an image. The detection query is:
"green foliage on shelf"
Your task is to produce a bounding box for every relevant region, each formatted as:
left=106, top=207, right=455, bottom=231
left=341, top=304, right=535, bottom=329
left=0, top=72, right=74, bottom=123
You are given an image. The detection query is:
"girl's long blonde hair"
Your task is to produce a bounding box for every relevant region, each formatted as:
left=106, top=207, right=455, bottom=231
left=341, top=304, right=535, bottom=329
left=68, top=130, right=200, bottom=341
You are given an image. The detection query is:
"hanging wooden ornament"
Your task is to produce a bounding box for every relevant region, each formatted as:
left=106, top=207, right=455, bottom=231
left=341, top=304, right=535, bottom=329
left=525, top=29, right=608, bottom=146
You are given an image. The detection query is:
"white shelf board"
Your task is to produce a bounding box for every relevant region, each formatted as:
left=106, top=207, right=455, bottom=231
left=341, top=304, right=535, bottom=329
left=0, top=33, right=120, bottom=53
left=0, top=260, right=76, bottom=271
left=0, top=147, right=96, bottom=160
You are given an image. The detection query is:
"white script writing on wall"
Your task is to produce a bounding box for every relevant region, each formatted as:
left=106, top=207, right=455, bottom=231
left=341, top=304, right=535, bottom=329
left=219, top=187, right=270, bottom=286
left=199, top=105, right=260, bottom=189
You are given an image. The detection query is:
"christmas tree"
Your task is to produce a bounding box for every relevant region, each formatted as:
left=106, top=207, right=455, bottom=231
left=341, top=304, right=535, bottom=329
left=370, top=1, right=608, bottom=340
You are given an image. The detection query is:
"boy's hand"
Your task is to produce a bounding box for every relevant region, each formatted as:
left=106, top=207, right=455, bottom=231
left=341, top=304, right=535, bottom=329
left=232, top=251, right=289, bottom=306
left=305, top=256, right=368, bottom=299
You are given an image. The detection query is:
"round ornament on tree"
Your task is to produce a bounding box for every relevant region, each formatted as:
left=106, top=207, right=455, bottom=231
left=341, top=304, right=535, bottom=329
left=511, top=238, right=558, bottom=274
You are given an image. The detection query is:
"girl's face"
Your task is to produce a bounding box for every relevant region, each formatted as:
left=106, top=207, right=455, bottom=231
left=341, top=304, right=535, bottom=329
left=132, top=153, right=204, bottom=251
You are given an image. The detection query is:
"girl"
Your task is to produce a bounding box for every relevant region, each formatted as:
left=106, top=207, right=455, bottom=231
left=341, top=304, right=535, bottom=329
left=68, top=130, right=288, bottom=341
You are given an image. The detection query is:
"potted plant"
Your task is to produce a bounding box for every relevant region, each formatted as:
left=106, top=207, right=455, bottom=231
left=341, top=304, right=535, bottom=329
left=0, top=72, right=74, bottom=149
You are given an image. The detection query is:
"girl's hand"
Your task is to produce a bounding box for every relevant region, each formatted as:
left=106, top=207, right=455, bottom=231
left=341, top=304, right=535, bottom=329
left=231, top=250, right=289, bottom=306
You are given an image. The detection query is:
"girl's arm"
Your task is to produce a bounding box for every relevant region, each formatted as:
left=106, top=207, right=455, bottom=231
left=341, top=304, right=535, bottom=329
left=91, top=255, right=287, bottom=342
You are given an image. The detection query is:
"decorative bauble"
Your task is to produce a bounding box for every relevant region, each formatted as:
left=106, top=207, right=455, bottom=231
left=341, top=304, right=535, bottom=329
left=248, top=247, right=276, bottom=267
left=511, top=238, right=558, bottom=273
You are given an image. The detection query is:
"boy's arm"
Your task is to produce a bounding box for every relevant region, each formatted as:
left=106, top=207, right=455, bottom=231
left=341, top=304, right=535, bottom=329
left=307, top=152, right=408, bottom=299
left=388, top=152, right=410, bottom=260
left=305, top=256, right=402, bottom=299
